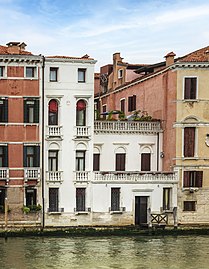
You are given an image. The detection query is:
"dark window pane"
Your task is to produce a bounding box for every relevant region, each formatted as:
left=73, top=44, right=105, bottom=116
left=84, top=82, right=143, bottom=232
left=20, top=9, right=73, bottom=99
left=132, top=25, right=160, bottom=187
left=49, top=188, right=59, bottom=212
left=48, top=99, right=58, bottom=125
left=184, top=201, right=196, bottom=211
left=183, top=171, right=203, bottom=187
left=163, top=188, right=171, bottom=210
left=26, top=188, right=37, bottom=207
left=141, top=153, right=151, bottom=171
left=116, top=153, right=125, bottom=171
left=184, top=78, right=197, bottom=99
left=120, top=99, right=125, bottom=113
left=76, top=188, right=85, bottom=211
left=76, top=151, right=85, bottom=171
left=93, top=153, right=100, bottom=171
left=111, top=188, right=120, bottom=211
left=184, top=127, right=195, bottom=157
left=78, top=69, right=86, bottom=82
left=50, top=68, right=58, bottom=82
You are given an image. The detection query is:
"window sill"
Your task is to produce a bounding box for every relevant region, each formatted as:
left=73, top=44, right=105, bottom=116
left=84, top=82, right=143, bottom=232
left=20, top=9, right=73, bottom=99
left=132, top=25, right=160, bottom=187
left=110, top=211, right=124, bottom=215
left=75, top=211, right=90, bottom=215
left=48, top=212, right=63, bottom=215
left=182, top=157, right=199, bottom=160
left=182, top=99, right=199, bottom=103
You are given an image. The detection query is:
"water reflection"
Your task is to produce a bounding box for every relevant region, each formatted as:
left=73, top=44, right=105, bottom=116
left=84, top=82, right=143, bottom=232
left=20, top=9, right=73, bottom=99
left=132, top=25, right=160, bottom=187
left=0, top=235, right=209, bottom=269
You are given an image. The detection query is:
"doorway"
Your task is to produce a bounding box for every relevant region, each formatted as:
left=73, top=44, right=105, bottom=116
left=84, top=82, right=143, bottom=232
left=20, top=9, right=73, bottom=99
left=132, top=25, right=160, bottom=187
left=135, top=196, right=148, bottom=226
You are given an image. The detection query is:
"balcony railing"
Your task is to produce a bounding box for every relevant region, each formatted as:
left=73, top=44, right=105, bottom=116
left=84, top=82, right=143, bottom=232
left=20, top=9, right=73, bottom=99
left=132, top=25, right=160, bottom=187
left=94, top=120, right=161, bottom=134
left=75, top=126, right=90, bottom=137
left=0, top=168, right=9, bottom=180
left=74, top=171, right=90, bottom=182
left=46, top=171, right=63, bottom=183
left=46, top=126, right=62, bottom=137
left=24, top=168, right=40, bottom=181
left=93, top=171, right=178, bottom=183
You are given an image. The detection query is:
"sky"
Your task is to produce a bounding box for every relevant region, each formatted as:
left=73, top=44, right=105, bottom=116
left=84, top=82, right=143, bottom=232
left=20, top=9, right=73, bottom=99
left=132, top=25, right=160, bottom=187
left=1, top=0, right=209, bottom=71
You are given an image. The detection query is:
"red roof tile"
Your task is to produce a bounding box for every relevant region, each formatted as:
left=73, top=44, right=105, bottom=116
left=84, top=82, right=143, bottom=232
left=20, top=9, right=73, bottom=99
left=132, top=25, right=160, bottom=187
left=179, top=45, right=209, bottom=62
left=0, top=45, right=32, bottom=55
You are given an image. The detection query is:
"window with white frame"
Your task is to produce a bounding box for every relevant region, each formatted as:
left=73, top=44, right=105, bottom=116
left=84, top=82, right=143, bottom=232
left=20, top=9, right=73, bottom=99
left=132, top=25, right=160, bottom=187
left=184, top=77, right=197, bottom=99
left=76, top=100, right=86, bottom=126
left=78, top=68, right=86, bottom=83
left=26, top=67, right=36, bottom=78
left=25, top=188, right=37, bottom=207
left=48, top=150, right=58, bottom=171
left=50, top=67, right=58, bottom=82
left=118, top=69, right=123, bottom=78
left=23, top=146, right=40, bottom=167
left=0, top=66, right=5, bottom=77
left=184, top=127, right=196, bottom=157
left=76, top=151, right=85, bottom=171
left=48, top=99, right=58, bottom=125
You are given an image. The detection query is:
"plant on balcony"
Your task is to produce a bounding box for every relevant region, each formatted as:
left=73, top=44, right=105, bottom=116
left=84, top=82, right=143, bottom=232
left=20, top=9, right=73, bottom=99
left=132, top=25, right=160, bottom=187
left=22, top=204, right=42, bottom=214
left=130, top=110, right=153, bottom=121
left=22, top=206, right=30, bottom=214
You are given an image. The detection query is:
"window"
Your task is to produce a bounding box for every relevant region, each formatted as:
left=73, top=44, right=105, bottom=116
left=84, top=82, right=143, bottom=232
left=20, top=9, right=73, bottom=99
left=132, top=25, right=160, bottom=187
left=24, top=99, right=39, bottom=123
left=76, top=151, right=85, bottom=171
left=78, top=68, right=86, bottom=83
left=128, top=95, right=136, bottom=112
left=26, top=188, right=37, bottom=207
left=183, top=171, right=203, bottom=187
left=118, top=69, right=123, bottom=78
left=0, top=66, right=4, bottom=77
left=183, top=201, right=196, bottom=211
left=0, top=188, right=6, bottom=211
left=141, top=153, right=151, bottom=171
left=48, top=99, right=58, bottom=125
left=111, top=188, right=120, bottom=211
left=0, top=98, right=8, bottom=123
left=116, top=153, right=125, bottom=171
left=184, top=77, right=197, bottom=99
left=23, top=146, right=40, bottom=167
left=76, top=100, right=86, bottom=126
left=49, top=188, right=59, bottom=212
left=102, top=104, right=107, bottom=119
left=120, top=99, right=125, bottom=113
left=0, top=146, right=8, bottom=167
left=48, top=150, right=58, bottom=171
left=163, top=188, right=171, bottom=211
left=76, top=188, right=86, bottom=211
left=184, top=127, right=195, bottom=157
left=50, top=67, right=58, bottom=82
left=93, top=153, right=100, bottom=171
left=26, top=67, right=36, bottom=78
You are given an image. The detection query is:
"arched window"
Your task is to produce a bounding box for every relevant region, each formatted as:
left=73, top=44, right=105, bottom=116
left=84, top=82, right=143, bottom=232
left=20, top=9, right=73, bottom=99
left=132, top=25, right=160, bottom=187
left=76, top=99, right=86, bottom=126
left=48, top=99, right=58, bottom=125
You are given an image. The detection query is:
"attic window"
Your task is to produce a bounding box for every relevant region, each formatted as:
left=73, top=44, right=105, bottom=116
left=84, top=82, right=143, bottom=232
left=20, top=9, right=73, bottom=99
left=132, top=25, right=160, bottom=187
left=118, top=69, right=123, bottom=79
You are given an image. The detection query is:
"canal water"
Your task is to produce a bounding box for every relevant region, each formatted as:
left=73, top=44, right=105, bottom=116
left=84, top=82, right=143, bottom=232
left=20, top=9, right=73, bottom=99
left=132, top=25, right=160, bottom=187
left=0, top=235, right=209, bottom=269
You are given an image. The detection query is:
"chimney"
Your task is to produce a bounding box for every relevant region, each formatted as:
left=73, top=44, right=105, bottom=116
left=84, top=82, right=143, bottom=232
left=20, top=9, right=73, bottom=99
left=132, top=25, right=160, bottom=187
left=164, top=52, right=176, bottom=66
left=6, top=42, right=21, bottom=54
left=19, top=42, right=27, bottom=51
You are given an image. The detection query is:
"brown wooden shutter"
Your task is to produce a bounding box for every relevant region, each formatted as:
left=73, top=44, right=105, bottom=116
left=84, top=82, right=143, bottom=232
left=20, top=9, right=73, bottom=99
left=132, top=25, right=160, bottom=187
left=116, top=153, right=125, bottom=171
left=184, top=78, right=191, bottom=99
left=183, top=171, right=190, bottom=187
left=191, top=78, right=197, bottom=99
left=141, top=153, right=151, bottom=171
left=133, top=95, right=136, bottom=110
left=120, top=99, right=125, bottom=113
left=184, top=127, right=195, bottom=157
left=196, top=171, right=203, bottom=187
left=128, top=96, right=132, bottom=112
left=93, top=153, right=100, bottom=171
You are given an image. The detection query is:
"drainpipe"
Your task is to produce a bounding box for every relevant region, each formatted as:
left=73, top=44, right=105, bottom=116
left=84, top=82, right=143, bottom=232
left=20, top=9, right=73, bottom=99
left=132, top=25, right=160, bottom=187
left=157, top=132, right=159, bottom=171
left=41, top=55, right=45, bottom=229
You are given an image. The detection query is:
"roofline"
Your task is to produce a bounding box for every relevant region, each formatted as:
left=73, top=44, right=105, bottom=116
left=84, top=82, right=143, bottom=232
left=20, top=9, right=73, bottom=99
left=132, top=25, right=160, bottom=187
left=45, top=57, right=97, bottom=64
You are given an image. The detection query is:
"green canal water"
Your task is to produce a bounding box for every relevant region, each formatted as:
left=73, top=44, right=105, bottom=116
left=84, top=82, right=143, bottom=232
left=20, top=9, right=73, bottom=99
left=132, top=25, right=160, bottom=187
left=0, top=235, right=209, bottom=269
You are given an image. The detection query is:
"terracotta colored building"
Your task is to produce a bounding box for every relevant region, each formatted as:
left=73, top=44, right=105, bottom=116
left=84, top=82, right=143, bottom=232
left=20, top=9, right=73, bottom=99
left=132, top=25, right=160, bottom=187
left=0, top=42, right=43, bottom=226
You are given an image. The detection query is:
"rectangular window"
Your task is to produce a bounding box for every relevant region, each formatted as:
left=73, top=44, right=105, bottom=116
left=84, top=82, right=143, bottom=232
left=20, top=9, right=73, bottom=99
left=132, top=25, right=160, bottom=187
left=183, top=201, right=196, bottom=211
left=76, top=151, right=85, bottom=171
left=0, top=146, right=8, bottom=167
left=78, top=68, right=86, bottom=83
left=50, top=67, right=58, bottom=82
left=141, top=153, right=151, bottom=171
left=184, top=127, right=195, bottom=157
left=0, top=188, right=6, bottom=211
left=48, top=150, right=58, bottom=171
left=102, top=104, right=107, bottom=119
left=116, top=153, right=125, bottom=171
left=111, top=188, right=120, bottom=211
left=49, top=188, right=59, bottom=212
left=0, top=98, right=8, bottom=123
left=163, top=188, right=171, bottom=211
left=0, top=66, right=4, bottom=77
left=26, top=67, right=36, bottom=78
left=183, top=171, right=203, bottom=187
left=24, top=99, right=39, bottom=123
left=93, top=153, right=100, bottom=171
left=26, top=188, right=37, bottom=207
left=184, top=77, right=197, bottom=99
left=23, top=146, right=40, bottom=167
left=76, top=188, right=85, bottom=211
left=120, top=99, right=125, bottom=113
left=128, top=95, right=136, bottom=112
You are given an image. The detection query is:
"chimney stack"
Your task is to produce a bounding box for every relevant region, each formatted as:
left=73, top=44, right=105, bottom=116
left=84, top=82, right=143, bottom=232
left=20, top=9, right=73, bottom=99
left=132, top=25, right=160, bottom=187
left=6, top=41, right=27, bottom=54
left=164, top=52, right=176, bottom=66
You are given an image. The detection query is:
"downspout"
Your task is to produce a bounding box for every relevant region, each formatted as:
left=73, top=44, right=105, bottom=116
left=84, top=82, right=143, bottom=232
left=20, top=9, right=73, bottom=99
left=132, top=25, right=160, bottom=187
left=157, top=132, right=159, bottom=171
left=41, top=55, right=45, bottom=229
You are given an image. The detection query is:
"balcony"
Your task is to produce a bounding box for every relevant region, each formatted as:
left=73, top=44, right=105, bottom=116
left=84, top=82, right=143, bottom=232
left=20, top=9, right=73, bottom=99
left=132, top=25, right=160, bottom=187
left=24, top=168, right=40, bottom=181
left=46, top=171, right=63, bottom=183
left=0, top=168, right=9, bottom=181
left=74, top=171, right=90, bottom=182
left=93, top=171, right=178, bottom=183
left=75, top=126, right=90, bottom=138
left=46, top=126, right=62, bottom=139
left=94, top=120, right=161, bottom=134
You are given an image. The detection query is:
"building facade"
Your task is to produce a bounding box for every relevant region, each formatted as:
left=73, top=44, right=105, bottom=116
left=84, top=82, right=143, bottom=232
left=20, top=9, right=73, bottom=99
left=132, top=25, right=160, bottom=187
left=0, top=42, right=43, bottom=226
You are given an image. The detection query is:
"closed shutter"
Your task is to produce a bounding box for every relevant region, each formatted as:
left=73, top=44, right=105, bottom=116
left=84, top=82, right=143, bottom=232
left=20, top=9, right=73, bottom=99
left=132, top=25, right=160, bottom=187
left=184, top=78, right=191, bottom=99
left=23, top=100, right=27, bottom=123
left=183, top=171, right=190, bottom=187
left=141, top=153, right=151, bottom=171
left=128, top=96, right=132, bottom=112
left=4, top=99, right=8, bottom=123
left=93, top=153, right=100, bottom=171
left=191, top=78, right=197, bottom=99
left=120, top=99, right=125, bottom=113
left=196, top=171, right=203, bottom=187
left=132, top=95, right=136, bottom=111
left=3, top=146, right=8, bottom=167
left=35, top=146, right=40, bottom=167
left=34, top=99, right=39, bottom=123
left=23, top=146, right=27, bottom=167
left=49, top=188, right=59, bottom=212
left=184, top=78, right=197, bottom=99
left=116, top=153, right=125, bottom=171
left=184, top=127, right=195, bottom=157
